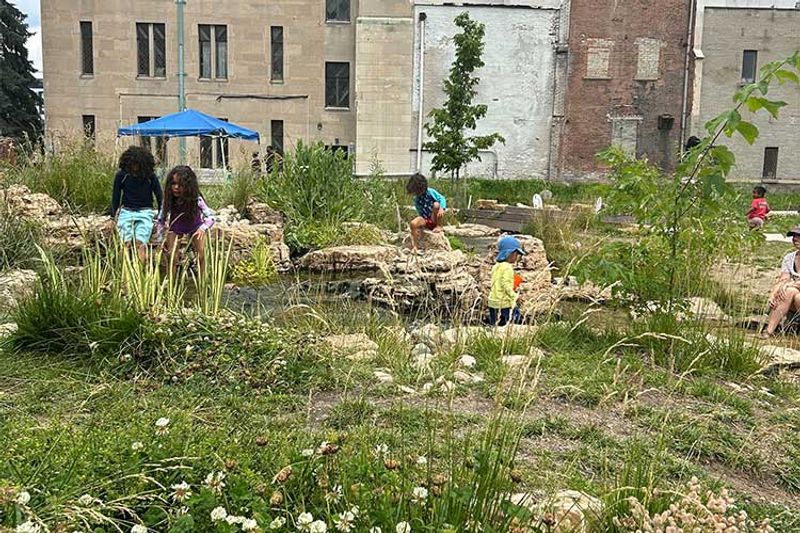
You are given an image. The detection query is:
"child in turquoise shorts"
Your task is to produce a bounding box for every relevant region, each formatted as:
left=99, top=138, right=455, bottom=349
left=111, top=146, right=163, bottom=261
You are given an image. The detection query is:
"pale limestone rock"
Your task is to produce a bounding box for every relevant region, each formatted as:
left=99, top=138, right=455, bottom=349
left=373, top=370, right=394, bottom=384
left=459, top=354, right=477, bottom=368
left=402, top=229, right=451, bottom=252
left=444, top=223, right=500, bottom=238
left=0, top=184, right=62, bottom=219
left=0, top=269, right=38, bottom=315
left=0, top=322, right=18, bottom=338
left=322, top=333, right=379, bottom=361
left=245, top=201, right=284, bottom=225
left=301, top=245, right=398, bottom=272
left=501, top=355, right=528, bottom=368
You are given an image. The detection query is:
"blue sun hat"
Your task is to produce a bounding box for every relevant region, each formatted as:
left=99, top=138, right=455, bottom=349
left=496, top=236, right=526, bottom=262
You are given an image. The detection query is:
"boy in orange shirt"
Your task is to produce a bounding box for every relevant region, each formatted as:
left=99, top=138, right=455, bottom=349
left=747, top=186, right=770, bottom=230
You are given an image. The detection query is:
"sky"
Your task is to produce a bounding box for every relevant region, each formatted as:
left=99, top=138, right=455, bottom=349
left=10, top=0, right=42, bottom=76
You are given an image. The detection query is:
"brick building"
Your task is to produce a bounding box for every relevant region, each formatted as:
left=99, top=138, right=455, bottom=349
left=691, top=0, right=800, bottom=181
left=557, top=0, right=695, bottom=180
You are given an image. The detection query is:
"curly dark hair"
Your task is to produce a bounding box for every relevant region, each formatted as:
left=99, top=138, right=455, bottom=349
left=118, top=145, right=156, bottom=180
left=163, top=165, right=202, bottom=224
left=406, top=172, right=428, bottom=196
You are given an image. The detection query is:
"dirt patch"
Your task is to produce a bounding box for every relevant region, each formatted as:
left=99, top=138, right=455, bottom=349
left=527, top=396, right=634, bottom=440
left=704, top=461, right=800, bottom=509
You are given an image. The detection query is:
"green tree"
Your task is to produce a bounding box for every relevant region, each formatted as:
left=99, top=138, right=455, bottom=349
left=423, top=12, right=504, bottom=179
left=0, top=1, right=43, bottom=142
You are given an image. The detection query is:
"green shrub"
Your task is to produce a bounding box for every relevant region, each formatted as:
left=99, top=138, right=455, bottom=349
left=334, top=224, right=386, bottom=246
left=231, top=239, right=278, bottom=287
left=6, top=142, right=116, bottom=214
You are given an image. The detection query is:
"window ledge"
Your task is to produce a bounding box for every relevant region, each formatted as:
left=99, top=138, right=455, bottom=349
left=270, top=79, right=285, bottom=85
left=325, top=106, right=351, bottom=112
left=79, top=74, right=95, bottom=79
left=326, top=20, right=352, bottom=24
left=198, top=77, right=230, bottom=82
left=137, top=75, right=168, bottom=81
left=583, top=76, right=611, bottom=80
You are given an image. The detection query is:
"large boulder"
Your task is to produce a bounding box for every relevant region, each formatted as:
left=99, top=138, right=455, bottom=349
left=214, top=222, right=291, bottom=272
left=444, top=223, right=501, bottom=238
left=44, top=215, right=114, bottom=251
left=402, top=229, right=451, bottom=252
left=0, top=184, right=62, bottom=219
left=301, top=245, right=399, bottom=272
left=322, top=333, right=379, bottom=361
left=0, top=269, right=38, bottom=315
left=245, top=201, right=285, bottom=225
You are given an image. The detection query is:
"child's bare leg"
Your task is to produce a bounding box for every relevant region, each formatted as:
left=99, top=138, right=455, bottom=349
left=192, top=231, right=206, bottom=277
left=409, top=217, right=425, bottom=249
left=136, top=242, right=148, bottom=263
left=432, top=202, right=445, bottom=232
left=163, top=232, right=180, bottom=278
left=765, top=287, right=800, bottom=335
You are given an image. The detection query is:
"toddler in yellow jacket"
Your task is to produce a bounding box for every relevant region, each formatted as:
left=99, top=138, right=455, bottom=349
left=487, top=236, right=525, bottom=326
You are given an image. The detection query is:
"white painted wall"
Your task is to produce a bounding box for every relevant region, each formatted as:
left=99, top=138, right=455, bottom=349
left=413, top=4, right=559, bottom=179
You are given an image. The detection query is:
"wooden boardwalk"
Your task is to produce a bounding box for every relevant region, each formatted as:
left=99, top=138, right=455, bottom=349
left=461, top=206, right=634, bottom=233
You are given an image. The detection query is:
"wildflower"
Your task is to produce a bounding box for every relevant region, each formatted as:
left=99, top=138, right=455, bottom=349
left=242, top=518, right=259, bottom=531
left=317, top=441, right=339, bottom=455
left=373, top=443, right=389, bottom=457
left=211, top=507, right=228, bottom=522
left=270, top=491, right=284, bottom=506
left=131, top=441, right=144, bottom=451
left=297, top=512, right=314, bottom=530
left=171, top=481, right=191, bottom=503
left=270, top=517, right=286, bottom=529
left=154, top=417, right=170, bottom=435
left=324, top=485, right=343, bottom=504
left=204, top=471, right=226, bottom=494
left=227, top=515, right=246, bottom=526
left=15, top=522, right=41, bottom=533
left=301, top=448, right=315, bottom=457
left=334, top=511, right=355, bottom=532
left=349, top=506, right=360, bottom=518
left=415, top=456, right=427, bottom=467
left=78, top=493, right=94, bottom=506
left=395, top=522, right=411, bottom=533
left=131, top=525, right=148, bottom=533
left=369, top=528, right=382, bottom=533
left=273, top=465, right=293, bottom=483
left=15, top=490, right=31, bottom=506
left=309, top=521, right=327, bottom=533
left=411, top=486, right=428, bottom=504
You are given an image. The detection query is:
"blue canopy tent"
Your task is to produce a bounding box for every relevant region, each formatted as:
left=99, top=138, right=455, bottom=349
left=118, top=109, right=260, bottom=171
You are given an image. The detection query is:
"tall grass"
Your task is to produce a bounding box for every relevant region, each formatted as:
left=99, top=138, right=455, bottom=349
left=5, top=141, right=116, bottom=214
left=0, top=199, right=43, bottom=270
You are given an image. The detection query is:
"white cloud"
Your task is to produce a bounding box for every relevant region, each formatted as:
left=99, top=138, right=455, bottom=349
left=27, top=26, right=43, bottom=76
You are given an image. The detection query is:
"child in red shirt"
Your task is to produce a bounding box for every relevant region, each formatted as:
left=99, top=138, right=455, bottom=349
left=747, top=185, right=769, bottom=229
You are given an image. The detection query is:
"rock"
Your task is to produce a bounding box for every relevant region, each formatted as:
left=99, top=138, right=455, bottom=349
left=44, top=214, right=113, bottom=251
left=736, top=314, right=769, bottom=330
left=0, top=269, right=38, bottom=315
left=396, top=250, right=466, bottom=273
left=553, top=277, right=614, bottom=303
left=459, top=354, right=477, bottom=368
left=398, top=385, right=417, bottom=395
left=301, top=245, right=399, bottom=272
left=475, top=199, right=504, bottom=210
left=0, top=184, right=62, bottom=219
left=373, top=370, right=394, bottom=384
left=411, top=343, right=433, bottom=357
left=245, top=201, right=284, bottom=225
left=322, top=333, right=379, bottom=361
left=680, top=297, right=730, bottom=322
left=441, top=326, right=487, bottom=347
left=444, top=224, right=501, bottom=238
left=362, top=276, right=428, bottom=310
left=215, top=205, right=241, bottom=226
left=402, top=229, right=451, bottom=252
left=501, top=355, right=528, bottom=368
left=412, top=352, right=435, bottom=371
left=214, top=222, right=291, bottom=272
left=0, top=322, right=18, bottom=338
left=412, top=324, right=443, bottom=345
left=453, top=370, right=483, bottom=384
left=758, top=344, right=800, bottom=375
left=544, top=490, right=603, bottom=533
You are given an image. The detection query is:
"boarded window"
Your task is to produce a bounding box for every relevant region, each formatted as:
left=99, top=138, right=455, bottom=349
left=585, top=38, right=613, bottom=79
left=610, top=117, right=640, bottom=154
left=741, top=50, right=758, bottom=83
left=763, top=147, right=779, bottom=178
left=326, top=0, right=350, bottom=22
left=270, top=26, right=283, bottom=82
left=80, top=21, right=93, bottom=75
left=325, top=62, right=350, bottom=108
left=635, top=38, right=662, bottom=80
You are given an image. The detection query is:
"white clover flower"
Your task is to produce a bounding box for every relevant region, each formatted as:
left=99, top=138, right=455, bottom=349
left=411, top=486, right=428, bottom=504
left=316, top=441, right=330, bottom=455
left=324, top=484, right=342, bottom=504
left=226, top=515, right=246, bottom=525
left=270, top=516, right=286, bottom=529
left=15, top=490, right=31, bottom=506
left=301, top=448, right=315, bottom=457
left=131, top=441, right=144, bottom=451
left=309, top=520, right=327, bottom=533
left=242, top=518, right=259, bottom=531
left=395, top=522, right=410, bottom=533
left=154, top=417, right=170, bottom=435
left=204, top=471, right=226, bottom=494
left=210, top=506, right=228, bottom=522
left=297, top=512, right=314, bottom=530
left=170, top=481, right=191, bottom=502
left=334, top=511, right=355, bottom=532
left=131, top=525, right=148, bottom=533
left=369, top=528, right=382, bottom=533
left=416, top=456, right=427, bottom=467
left=78, top=493, right=94, bottom=506
left=349, top=506, right=360, bottom=518
left=15, top=521, right=41, bottom=533
left=373, top=443, right=389, bottom=457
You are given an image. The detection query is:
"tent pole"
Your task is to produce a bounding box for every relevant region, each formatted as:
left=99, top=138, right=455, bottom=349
left=177, top=0, right=187, bottom=163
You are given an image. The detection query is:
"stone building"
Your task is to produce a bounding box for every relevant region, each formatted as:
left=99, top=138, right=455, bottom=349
left=691, top=0, right=800, bottom=181
left=557, top=0, right=695, bottom=180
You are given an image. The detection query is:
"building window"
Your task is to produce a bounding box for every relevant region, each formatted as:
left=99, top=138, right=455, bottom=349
left=82, top=115, right=96, bottom=140
left=137, top=116, right=167, bottom=164
left=200, top=119, right=229, bottom=169
left=80, top=21, right=94, bottom=75
left=137, top=23, right=166, bottom=77
left=635, top=38, right=662, bottom=81
left=325, top=62, right=350, bottom=108
left=326, top=0, right=350, bottom=22
left=271, top=120, right=284, bottom=155
left=585, top=38, right=613, bottom=79
left=763, top=147, right=779, bottom=179
left=200, top=136, right=213, bottom=168
left=741, top=50, right=758, bottom=83
left=270, top=26, right=283, bottom=82
left=199, top=24, right=227, bottom=79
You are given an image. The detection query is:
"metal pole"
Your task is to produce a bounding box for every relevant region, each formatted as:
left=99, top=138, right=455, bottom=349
left=415, top=12, right=427, bottom=173
left=177, top=0, right=187, bottom=163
